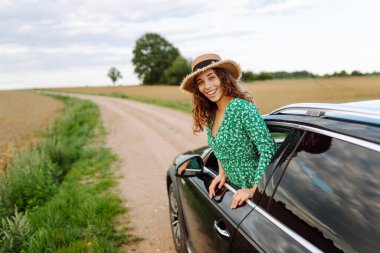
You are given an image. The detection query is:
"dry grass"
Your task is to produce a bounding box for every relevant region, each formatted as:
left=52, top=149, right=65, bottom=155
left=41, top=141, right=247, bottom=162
left=54, top=76, right=380, bottom=114
left=0, top=91, right=63, bottom=170
left=244, top=76, right=380, bottom=113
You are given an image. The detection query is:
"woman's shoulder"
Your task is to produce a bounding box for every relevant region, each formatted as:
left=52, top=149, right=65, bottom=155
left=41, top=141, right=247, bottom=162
left=230, top=97, right=257, bottom=111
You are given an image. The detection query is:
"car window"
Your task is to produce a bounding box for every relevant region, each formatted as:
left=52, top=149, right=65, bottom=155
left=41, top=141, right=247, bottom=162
left=271, top=131, right=288, bottom=149
left=258, top=128, right=304, bottom=206
left=204, top=151, right=219, bottom=173
left=267, top=131, right=380, bottom=253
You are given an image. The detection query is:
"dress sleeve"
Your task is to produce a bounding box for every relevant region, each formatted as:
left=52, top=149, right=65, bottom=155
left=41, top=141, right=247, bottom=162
left=240, top=102, right=277, bottom=184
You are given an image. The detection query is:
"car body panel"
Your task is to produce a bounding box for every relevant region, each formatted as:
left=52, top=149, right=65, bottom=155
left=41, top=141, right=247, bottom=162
left=177, top=169, right=253, bottom=253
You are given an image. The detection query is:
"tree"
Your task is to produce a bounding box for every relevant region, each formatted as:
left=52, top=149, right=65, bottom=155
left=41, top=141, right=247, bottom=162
left=107, top=67, right=122, bottom=85
left=163, top=56, right=191, bottom=85
left=257, top=72, right=274, bottom=80
left=241, top=71, right=258, bottom=82
left=351, top=70, right=364, bottom=76
left=132, top=33, right=180, bottom=85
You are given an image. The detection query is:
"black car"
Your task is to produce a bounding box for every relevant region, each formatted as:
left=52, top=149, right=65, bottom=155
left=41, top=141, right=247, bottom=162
left=166, top=100, right=380, bottom=253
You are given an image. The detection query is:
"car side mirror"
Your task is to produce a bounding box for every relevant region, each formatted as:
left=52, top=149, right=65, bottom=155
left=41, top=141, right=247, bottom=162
left=175, top=154, right=204, bottom=177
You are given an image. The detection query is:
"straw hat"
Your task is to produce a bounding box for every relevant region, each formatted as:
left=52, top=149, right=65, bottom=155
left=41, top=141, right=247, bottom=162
left=180, top=53, right=242, bottom=93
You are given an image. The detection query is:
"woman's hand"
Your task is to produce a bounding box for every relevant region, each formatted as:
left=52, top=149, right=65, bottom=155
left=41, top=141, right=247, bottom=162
left=209, top=173, right=227, bottom=198
left=231, top=185, right=257, bottom=209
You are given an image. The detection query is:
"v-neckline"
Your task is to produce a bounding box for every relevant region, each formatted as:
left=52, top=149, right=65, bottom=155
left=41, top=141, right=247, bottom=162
left=210, top=98, right=235, bottom=138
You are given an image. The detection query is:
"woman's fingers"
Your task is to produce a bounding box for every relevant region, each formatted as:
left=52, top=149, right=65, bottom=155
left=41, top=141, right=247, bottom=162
left=209, top=179, right=218, bottom=198
left=238, top=197, right=246, bottom=206
left=231, top=189, right=250, bottom=209
left=231, top=191, right=240, bottom=208
left=209, top=175, right=226, bottom=198
left=209, top=183, right=215, bottom=198
left=218, top=176, right=226, bottom=189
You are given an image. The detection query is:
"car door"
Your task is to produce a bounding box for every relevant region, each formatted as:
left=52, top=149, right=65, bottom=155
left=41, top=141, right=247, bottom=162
left=229, top=125, right=305, bottom=252
left=177, top=157, right=253, bottom=253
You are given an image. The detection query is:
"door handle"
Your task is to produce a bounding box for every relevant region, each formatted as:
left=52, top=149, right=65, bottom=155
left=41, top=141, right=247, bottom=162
left=214, top=220, right=230, bottom=239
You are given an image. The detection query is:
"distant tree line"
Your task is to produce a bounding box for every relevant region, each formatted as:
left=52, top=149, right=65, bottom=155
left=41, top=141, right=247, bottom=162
left=130, top=32, right=379, bottom=85
left=241, top=70, right=380, bottom=82
left=323, top=70, right=380, bottom=78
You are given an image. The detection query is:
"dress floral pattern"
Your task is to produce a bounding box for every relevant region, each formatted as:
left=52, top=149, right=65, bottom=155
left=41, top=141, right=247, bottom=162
left=207, top=98, right=277, bottom=188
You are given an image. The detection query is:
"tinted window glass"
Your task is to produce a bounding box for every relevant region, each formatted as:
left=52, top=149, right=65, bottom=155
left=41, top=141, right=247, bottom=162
left=259, top=129, right=304, bottom=208
left=271, top=131, right=288, bottom=148
left=268, top=132, right=380, bottom=253
left=205, top=152, right=219, bottom=173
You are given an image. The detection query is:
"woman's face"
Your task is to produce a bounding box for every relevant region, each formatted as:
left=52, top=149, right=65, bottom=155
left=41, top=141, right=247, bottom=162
left=196, top=69, right=224, bottom=103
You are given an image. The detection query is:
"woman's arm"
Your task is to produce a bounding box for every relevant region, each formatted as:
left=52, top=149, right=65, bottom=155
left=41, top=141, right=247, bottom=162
left=229, top=102, right=276, bottom=209
left=241, top=103, right=277, bottom=184
left=208, top=159, right=227, bottom=198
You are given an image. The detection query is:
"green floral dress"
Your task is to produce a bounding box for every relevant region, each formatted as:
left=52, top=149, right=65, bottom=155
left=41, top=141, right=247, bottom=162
left=206, top=98, right=277, bottom=188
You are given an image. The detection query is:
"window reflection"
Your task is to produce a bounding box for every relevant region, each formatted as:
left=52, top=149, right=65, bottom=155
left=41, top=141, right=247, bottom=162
left=269, top=132, right=380, bottom=253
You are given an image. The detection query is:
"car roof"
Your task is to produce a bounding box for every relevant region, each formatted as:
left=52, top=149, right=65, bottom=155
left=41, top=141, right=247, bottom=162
left=269, top=100, right=380, bottom=120
left=264, top=100, right=380, bottom=145
left=339, top=99, right=380, bottom=113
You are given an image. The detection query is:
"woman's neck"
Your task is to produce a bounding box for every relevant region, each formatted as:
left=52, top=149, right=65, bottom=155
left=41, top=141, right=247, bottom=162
left=216, top=96, right=234, bottom=112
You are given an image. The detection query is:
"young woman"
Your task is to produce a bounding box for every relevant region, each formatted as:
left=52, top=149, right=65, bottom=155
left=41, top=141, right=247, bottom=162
left=180, top=53, right=277, bottom=209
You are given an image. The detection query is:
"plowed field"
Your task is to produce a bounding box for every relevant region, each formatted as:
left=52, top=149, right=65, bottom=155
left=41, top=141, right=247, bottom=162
left=0, top=91, right=63, bottom=170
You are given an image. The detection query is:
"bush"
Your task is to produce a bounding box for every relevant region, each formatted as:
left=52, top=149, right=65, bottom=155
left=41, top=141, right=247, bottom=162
left=163, top=56, right=191, bottom=85
left=257, top=72, right=274, bottom=80
left=0, top=149, right=58, bottom=217
left=241, top=71, right=259, bottom=82
left=0, top=208, right=31, bottom=252
left=351, top=70, right=364, bottom=76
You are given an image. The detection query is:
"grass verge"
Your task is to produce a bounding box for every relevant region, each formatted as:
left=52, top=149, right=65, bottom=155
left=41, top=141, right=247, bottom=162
left=0, top=95, right=130, bottom=252
left=105, top=93, right=192, bottom=113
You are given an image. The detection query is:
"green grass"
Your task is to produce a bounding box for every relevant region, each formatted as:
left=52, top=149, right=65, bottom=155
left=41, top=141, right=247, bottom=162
left=0, top=95, right=130, bottom=252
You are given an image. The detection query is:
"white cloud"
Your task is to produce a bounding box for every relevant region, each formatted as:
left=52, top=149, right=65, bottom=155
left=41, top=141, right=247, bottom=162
left=36, top=45, right=132, bottom=56
left=256, top=0, right=320, bottom=15
left=0, top=44, right=29, bottom=55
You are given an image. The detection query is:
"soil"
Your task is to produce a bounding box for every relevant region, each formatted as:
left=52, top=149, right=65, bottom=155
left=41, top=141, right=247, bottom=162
left=0, top=91, right=63, bottom=171
left=64, top=93, right=207, bottom=253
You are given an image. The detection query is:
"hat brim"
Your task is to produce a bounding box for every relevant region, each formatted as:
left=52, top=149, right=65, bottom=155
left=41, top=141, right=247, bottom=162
left=180, top=59, right=242, bottom=93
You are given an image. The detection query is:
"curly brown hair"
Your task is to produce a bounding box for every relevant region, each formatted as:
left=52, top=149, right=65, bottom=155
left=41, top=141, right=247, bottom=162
left=192, top=68, right=254, bottom=134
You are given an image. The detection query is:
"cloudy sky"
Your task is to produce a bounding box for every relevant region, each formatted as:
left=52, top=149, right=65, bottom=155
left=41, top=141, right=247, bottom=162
left=1, top=0, right=379, bottom=90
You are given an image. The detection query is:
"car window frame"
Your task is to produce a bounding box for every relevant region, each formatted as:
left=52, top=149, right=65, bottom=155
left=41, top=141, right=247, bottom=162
left=257, top=123, right=306, bottom=208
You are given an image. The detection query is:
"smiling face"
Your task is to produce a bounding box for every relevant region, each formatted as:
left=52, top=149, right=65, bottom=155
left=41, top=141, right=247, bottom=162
left=196, top=69, right=225, bottom=103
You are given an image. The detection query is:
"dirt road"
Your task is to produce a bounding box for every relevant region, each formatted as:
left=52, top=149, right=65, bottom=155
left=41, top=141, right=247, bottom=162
left=67, top=93, right=207, bottom=253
